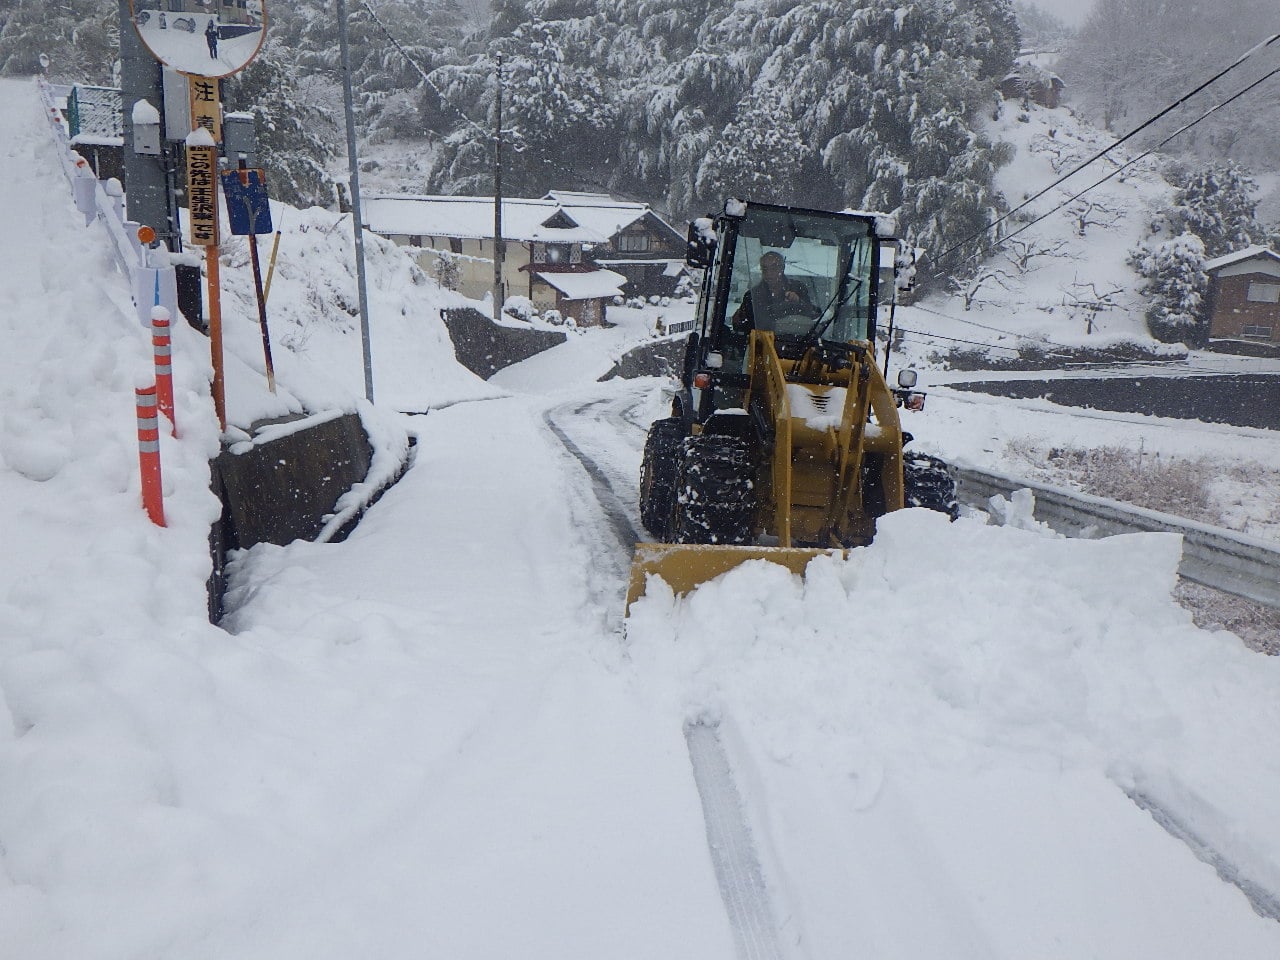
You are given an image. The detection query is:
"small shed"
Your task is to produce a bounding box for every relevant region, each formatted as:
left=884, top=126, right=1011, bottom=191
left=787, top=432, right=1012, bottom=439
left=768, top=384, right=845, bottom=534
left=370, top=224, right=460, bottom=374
left=67, top=85, right=124, bottom=182
left=1203, top=246, right=1280, bottom=345
left=1001, top=68, right=1064, bottom=109
left=532, top=267, right=627, bottom=327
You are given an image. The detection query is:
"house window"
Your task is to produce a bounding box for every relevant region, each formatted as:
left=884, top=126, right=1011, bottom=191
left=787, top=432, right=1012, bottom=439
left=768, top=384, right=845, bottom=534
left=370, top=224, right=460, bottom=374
left=618, top=233, right=650, bottom=253
left=1247, top=282, right=1280, bottom=303
left=1242, top=324, right=1274, bottom=341
left=450, top=237, right=463, bottom=254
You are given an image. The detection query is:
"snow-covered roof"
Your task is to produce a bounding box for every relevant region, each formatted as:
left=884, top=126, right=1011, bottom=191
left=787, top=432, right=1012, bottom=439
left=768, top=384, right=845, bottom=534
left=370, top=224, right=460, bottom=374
left=362, top=193, right=656, bottom=245
left=1203, top=246, right=1280, bottom=272
left=535, top=268, right=626, bottom=301
left=68, top=85, right=122, bottom=141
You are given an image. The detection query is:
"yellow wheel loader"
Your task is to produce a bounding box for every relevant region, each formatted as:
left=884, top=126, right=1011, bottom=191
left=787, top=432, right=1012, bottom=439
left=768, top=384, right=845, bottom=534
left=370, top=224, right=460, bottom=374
left=628, top=199, right=956, bottom=610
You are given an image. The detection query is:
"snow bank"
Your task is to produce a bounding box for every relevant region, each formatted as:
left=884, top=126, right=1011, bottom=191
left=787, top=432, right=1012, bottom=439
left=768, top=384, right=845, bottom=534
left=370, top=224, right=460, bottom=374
left=628, top=508, right=1280, bottom=954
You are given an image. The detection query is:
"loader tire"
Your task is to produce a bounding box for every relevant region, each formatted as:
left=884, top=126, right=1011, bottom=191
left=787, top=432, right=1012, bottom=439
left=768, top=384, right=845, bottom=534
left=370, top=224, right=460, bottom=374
left=672, top=434, right=755, bottom=545
left=639, top=417, right=685, bottom=539
left=903, top=452, right=959, bottom=520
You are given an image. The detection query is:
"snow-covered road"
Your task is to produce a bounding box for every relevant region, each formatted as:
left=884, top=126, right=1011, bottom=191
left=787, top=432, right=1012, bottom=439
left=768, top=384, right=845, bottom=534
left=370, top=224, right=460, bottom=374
left=4, top=77, right=1280, bottom=959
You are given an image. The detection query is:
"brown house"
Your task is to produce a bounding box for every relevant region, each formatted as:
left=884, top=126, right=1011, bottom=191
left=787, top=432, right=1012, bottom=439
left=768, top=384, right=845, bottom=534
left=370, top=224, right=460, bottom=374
left=1001, top=66, right=1064, bottom=109
left=361, top=191, right=686, bottom=326
left=1203, top=246, right=1280, bottom=345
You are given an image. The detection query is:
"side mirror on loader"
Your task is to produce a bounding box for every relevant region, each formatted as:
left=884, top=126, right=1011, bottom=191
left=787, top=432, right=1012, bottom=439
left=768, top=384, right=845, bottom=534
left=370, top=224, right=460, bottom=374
left=686, top=217, right=716, bottom=269
left=894, top=368, right=926, bottom=410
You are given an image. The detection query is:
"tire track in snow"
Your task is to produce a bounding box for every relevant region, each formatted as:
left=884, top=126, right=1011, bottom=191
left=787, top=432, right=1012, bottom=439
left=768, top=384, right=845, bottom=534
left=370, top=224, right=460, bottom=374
left=545, top=392, right=800, bottom=957
left=542, top=396, right=647, bottom=557
left=1123, top=786, right=1280, bottom=923
left=685, top=720, right=789, bottom=960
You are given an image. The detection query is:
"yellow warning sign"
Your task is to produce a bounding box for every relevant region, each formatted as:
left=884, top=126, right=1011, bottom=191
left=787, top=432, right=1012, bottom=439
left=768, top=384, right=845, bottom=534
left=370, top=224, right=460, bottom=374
left=188, top=77, right=222, bottom=144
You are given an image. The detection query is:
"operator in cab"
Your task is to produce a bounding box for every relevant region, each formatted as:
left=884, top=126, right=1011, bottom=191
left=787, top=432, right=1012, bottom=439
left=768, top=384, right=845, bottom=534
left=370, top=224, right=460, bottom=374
left=731, top=250, right=816, bottom=333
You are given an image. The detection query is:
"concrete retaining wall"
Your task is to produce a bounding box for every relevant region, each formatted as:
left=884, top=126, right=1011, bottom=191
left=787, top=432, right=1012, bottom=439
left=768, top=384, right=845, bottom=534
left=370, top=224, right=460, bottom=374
left=441, top=307, right=567, bottom=379
left=208, top=411, right=406, bottom=622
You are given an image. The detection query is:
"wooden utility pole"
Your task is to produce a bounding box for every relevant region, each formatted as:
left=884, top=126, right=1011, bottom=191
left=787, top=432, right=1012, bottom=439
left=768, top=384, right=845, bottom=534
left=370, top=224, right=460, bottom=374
left=493, top=54, right=505, bottom=323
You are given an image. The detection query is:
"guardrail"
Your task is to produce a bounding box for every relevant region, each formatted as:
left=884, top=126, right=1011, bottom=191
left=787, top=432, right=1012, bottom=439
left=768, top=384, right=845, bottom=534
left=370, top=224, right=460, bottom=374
left=656, top=317, right=695, bottom=336
left=954, top=465, right=1280, bottom=610
left=37, top=79, right=179, bottom=325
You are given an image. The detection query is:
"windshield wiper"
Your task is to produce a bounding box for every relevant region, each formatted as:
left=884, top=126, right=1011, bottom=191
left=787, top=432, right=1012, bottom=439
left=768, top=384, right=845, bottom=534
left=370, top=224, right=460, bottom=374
left=802, top=277, right=863, bottom=343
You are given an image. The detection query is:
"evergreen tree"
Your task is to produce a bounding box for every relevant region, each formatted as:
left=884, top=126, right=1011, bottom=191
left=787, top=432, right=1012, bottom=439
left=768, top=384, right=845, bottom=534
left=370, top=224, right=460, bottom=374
left=1167, top=161, right=1263, bottom=258
left=222, top=40, right=338, bottom=208
left=693, top=86, right=812, bottom=207
left=0, top=0, right=116, bottom=83
left=1130, top=232, right=1208, bottom=344
left=272, top=0, right=469, bottom=136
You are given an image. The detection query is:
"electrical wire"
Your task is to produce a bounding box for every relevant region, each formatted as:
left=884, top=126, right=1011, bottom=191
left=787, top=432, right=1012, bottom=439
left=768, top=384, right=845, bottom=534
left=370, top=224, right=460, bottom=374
left=933, top=31, right=1280, bottom=267
left=892, top=327, right=1027, bottom=353
left=908, top=302, right=1078, bottom=350
left=989, top=65, right=1280, bottom=260
left=358, top=0, right=492, bottom=140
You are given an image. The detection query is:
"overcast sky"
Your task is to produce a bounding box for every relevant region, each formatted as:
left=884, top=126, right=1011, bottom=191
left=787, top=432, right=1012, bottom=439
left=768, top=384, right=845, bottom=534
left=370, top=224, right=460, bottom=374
left=1025, top=0, right=1095, bottom=28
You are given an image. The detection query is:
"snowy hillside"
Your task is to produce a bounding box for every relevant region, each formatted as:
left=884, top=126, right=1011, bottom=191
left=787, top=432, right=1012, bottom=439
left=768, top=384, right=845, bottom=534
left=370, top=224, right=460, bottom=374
left=4, top=76, right=1280, bottom=960
left=897, top=95, right=1174, bottom=358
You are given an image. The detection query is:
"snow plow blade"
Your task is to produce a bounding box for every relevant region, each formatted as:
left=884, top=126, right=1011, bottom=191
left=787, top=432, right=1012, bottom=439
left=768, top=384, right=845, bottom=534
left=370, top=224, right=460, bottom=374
left=625, top=542, right=845, bottom=613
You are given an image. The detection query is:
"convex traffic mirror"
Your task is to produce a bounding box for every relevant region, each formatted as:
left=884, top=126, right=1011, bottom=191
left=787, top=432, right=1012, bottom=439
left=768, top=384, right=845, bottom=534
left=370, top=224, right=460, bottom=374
left=130, top=0, right=266, bottom=78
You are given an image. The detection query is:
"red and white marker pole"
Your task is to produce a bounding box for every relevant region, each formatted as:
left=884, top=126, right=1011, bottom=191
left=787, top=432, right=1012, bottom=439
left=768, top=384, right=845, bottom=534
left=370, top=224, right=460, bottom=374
left=135, top=385, right=166, bottom=527
left=151, top=306, right=176, bottom=437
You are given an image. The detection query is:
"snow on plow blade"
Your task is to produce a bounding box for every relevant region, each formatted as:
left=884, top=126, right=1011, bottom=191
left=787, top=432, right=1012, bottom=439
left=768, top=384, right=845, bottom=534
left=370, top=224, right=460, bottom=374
left=625, top=542, right=846, bottom=613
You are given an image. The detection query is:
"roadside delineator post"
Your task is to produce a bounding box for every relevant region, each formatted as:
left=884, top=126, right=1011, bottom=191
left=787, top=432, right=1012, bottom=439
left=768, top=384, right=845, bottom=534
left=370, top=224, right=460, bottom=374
left=151, top=306, right=176, bottom=436
left=135, top=385, right=166, bottom=527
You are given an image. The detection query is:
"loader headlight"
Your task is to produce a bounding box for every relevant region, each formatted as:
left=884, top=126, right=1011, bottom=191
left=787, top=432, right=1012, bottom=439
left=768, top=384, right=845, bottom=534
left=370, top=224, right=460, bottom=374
left=693, top=372, right=713, bottom=390
left=706, top=351, right=724, bottom=369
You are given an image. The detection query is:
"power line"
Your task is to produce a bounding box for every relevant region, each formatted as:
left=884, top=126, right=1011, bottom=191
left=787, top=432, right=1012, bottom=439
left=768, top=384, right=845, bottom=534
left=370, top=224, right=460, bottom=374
left=358, top=0, right=492, bottom=140
left=892, top=328, right=1028, bottom=353
left=933, top=32, right=1280, bottom=268
left=908, top=301, right=1078, bottom=350
left=991, top=65, right=1280, bottom=259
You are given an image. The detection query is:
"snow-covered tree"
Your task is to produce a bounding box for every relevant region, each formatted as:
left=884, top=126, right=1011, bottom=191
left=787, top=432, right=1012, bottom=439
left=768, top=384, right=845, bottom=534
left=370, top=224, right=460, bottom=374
left=1013, top=1, right=1074, bottom=49
left=694, top=87, right=812, bottom=207
left=222, top=40, right=338, bottom=208
left=272, top=0, right=470, bottom=136
left=0, top=0, right=116, bottom=83
left=1166, top=161, right=1263, bottom=258
left=1130, top=232, right=1208, bottom=344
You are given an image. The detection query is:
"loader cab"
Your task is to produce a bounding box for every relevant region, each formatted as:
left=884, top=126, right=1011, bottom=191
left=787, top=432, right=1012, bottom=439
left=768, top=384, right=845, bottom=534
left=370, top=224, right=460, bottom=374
left=685, top=201, right=886, bottom=420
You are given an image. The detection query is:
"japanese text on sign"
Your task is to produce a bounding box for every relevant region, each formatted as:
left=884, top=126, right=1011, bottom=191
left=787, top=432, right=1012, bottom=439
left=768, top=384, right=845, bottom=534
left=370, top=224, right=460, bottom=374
left=186, top=145, right=218, bottom=246
left=188, top=78, right=222, bottom=144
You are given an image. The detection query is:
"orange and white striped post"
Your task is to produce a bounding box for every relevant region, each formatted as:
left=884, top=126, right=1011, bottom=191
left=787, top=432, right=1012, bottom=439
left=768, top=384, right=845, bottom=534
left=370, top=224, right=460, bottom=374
left=151, top=306, right=176, bottom=436
left=135, top=385, right=166, bottom=527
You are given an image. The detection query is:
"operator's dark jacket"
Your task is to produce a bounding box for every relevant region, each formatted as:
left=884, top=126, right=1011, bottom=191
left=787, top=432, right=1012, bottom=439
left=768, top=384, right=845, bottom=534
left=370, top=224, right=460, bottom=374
left=732, top=278, right=813, bottom=332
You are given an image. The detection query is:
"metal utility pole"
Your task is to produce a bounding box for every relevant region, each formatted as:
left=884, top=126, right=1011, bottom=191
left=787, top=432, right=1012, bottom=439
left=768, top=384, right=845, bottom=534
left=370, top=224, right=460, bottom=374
left=337, top=0, right=375, bottom=403
left=492, top=54, right=505, bottom=324
left=118, top=0, right=174, bottom=249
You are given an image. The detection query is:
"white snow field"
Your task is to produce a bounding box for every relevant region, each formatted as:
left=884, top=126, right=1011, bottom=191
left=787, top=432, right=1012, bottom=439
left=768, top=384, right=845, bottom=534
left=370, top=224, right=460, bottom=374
left=2, top=77, right=1280, bottom=959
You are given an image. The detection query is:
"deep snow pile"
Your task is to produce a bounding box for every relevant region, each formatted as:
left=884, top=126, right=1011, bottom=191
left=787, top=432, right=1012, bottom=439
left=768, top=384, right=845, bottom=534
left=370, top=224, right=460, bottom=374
left=627, top=508, right=1280, bottom=956
left=213, top=203, right=500, bottom=418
